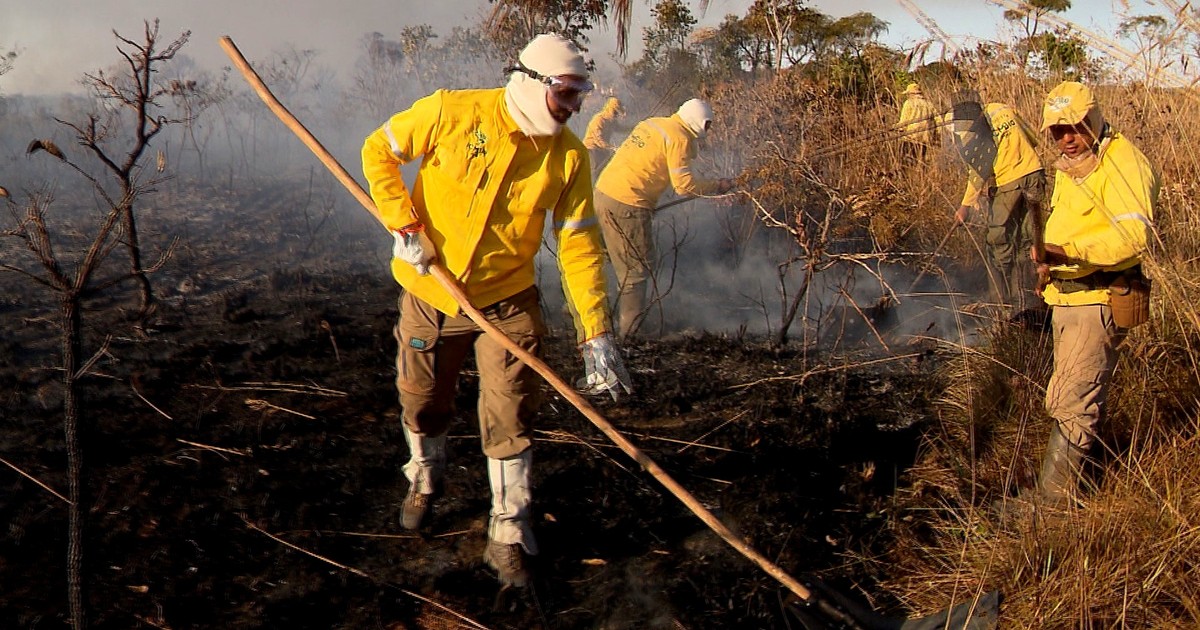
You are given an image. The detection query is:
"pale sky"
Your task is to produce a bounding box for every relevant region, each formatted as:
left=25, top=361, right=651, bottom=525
left=0, top=0, right=1152, bottom=97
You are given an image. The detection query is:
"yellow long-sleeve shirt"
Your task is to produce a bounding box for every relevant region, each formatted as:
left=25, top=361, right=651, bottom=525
left=961, top=102, right=1044, bottom=207
left=594, top=113, right=722, bottom=210
left=583, top=98, right=622, bottom=151
left=1042, top=132, right=1159, bottom=306
left=897, top=95, right=938, bottom=146
left=361, top=87, right=611, bottom=339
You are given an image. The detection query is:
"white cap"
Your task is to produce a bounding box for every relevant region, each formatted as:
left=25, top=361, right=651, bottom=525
left=677, top=98, right=713, bottom=137
left=519, top=33, right=589, bottom=78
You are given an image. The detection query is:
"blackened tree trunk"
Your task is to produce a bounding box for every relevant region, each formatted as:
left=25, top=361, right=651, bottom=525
left=60, top=293, right=87, bottom=629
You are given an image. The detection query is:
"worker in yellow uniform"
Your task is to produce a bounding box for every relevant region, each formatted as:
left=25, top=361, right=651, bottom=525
left=361, top=33, right=631, bottom=589
left=1026, top=80, right=1157, bottom=506
left=593, top=98, right=736, bottom=340
left=895, top=83, right=938, bottom=162
left=583, top=96, right=625, bottom=174
left=951, top=91, right=1046, bottom=310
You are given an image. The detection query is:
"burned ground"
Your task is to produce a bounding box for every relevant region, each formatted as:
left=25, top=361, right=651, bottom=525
left=1, top=180, right=950, bottom=629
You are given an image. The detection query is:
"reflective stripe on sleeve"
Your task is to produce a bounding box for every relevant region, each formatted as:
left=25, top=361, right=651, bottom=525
left=555, top=216, right=599, bottom=230
left=1111, top=212, right=1151, bottom=226
left=384, top=125, right=406, bottom=160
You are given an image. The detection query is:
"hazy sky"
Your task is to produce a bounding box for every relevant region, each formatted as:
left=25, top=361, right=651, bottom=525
left=0, top=0, right=1151, bottom=96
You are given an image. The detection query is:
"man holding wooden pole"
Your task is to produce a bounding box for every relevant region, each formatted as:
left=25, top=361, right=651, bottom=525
left=361, top=33, right=631, bottom=588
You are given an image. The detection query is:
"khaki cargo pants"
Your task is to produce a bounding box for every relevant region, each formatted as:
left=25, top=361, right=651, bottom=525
left=1045, top=303, right=1124, bottom=450
left=987, top=169, right=1046, bottom=308
left=394, top=286, right=546, bottom=460
left=595, top=191, right=654, bottom=339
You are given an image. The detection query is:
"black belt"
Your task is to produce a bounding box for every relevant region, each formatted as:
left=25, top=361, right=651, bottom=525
left=1052, top=265, right=1140, bottom=294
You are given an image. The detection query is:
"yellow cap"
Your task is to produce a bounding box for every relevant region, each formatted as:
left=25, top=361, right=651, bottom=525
left=903, top=83, right=922, bottom=95
left=1041, top=81, right=1096, bottom=131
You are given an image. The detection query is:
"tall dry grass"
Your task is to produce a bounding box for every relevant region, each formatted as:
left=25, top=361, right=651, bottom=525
left=893, top=65, right=1200, bottom=630
left=703, top=22, right=1200, bottom=628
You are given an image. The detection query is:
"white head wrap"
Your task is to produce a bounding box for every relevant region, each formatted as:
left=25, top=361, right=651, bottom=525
left=504, top=34, right=588, bottom=137
left=677, top=98, right=713, bottom=138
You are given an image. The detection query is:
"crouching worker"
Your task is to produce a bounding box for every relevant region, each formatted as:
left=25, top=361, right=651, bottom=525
left=1023, top=81, right=1158, bottom=508
left=361, top=33, right=632, bottom=588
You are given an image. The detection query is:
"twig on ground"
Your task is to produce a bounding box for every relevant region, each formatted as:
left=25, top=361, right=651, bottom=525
left=677, top=410, right=749, bottom=454
left=241, top=516, right=490, bottom=629
left=245, top=398, right=316, bottom=420
left=535, top=429, right=633, bottom=474
left=0, top=456, right=72, bottom=504
left=132, top=379, right=173, bottom=420
left=186, top=381, right=347, bottom=397
left=729, top=353, right=924, bottom=390
left=176, top=439, right=251, bottom=457
left=319, top=320, right=340, bottom=364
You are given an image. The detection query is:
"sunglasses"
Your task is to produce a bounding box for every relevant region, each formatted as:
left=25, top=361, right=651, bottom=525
left=507, top=64, right=594, bottom=112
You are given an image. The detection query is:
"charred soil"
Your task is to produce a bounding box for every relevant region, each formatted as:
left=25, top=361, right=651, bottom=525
left=1, top=180, right=947, bottom=629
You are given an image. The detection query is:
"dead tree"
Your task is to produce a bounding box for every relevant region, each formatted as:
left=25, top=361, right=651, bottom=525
left=54, top=20, right=193, bottom=321
left=2, top=185, right=136, bottom=630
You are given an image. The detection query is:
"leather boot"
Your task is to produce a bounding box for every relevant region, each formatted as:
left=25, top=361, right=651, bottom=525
left=400, top=426, right=446, bottom=530
left=484, top=450, right=536, bottom=587
left=1035, top=423, right=1087, bottom=507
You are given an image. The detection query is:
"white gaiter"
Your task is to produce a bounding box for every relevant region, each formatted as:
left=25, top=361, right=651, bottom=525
left=504, top=73, right=561, bottom=137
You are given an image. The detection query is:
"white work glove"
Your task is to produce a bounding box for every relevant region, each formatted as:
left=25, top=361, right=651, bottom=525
left=391, top=224, right=435, bottom=276
left=577, top=333, right=633, bottom=402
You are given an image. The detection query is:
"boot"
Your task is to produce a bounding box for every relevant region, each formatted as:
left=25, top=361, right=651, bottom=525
left=483, top=539, right=531, bottom=589
left=617, top=280, right=647, bottom=342
left=992, top=424, right=1087, bottom=523
left=400, top=426, right=446, bottom=530
left=1035, top=423, right=1087, bottom=507
left=484, top=450, right=536, bottom=587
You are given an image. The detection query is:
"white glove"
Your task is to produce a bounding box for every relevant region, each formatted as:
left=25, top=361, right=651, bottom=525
left=578, top=333, right=633, bottom=401
left=392, top=225, right=435, bottom=276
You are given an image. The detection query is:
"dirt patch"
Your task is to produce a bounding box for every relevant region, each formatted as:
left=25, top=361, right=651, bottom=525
left=0, top=180, right=947, bottom=629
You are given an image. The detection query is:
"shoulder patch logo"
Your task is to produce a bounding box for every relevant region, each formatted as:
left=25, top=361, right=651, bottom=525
left=409, top=337, right=429, bottom=350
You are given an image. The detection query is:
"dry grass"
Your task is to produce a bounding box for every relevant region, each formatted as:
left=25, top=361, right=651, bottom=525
left=696, top=13, right=1200, bottom=627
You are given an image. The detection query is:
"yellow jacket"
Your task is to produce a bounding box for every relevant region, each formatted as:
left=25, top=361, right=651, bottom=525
left=362, top=87, right=611, bottom=339
left=897, top=95, right=938, bottom=146
left=1042, top=132, right=1159, bottom=306
left=583, top=98, right=621, bottom=151
left=961, top=103, right=1043, bottom=207
left=594, top=113, right=722, bottom=209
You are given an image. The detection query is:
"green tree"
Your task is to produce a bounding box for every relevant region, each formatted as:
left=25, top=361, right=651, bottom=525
left=1003, top=0, right=1072, bottom=68
left=624, top=0, right=701, bottom=89
left=1119, top=14, right=1179, bottom=82
left=485, top=0, right=612, bottom=54
left=1030, top=26, right=1092, bottom=79
left=743, top=0, right=808, bottom=71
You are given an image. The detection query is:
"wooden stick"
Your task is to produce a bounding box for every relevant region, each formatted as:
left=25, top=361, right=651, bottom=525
left=219, top=35, right=816, bottom=603
left=1, top=455, right=72, bottom=504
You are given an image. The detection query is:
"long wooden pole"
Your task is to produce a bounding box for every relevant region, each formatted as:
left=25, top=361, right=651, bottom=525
left=218, top=35, right=815, bottom=603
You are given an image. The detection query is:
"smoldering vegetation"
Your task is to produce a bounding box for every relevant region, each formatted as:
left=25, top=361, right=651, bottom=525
left=3, top=4, right=1200, bottom=630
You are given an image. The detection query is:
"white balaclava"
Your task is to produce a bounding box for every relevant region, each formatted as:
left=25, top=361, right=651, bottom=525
left=505, top=34, right=589, bottom=137
left=677, top=98, right=713, bottom=138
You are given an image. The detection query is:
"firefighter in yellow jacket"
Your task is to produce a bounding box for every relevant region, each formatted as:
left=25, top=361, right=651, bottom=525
left=593, top=99, right=736, bottom=339
left=583, top=96, right=624, bottom=173
left=361, top=33, right=631, bottom=588
left=1024, top=81, right=1158, bottom=506
left=895, top=83, right=938, bottom=162
left=951, top=92, right=1046, bottom=309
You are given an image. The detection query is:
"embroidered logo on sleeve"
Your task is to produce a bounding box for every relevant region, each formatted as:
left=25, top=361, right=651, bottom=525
left=409, top=337, right=429, bottom=350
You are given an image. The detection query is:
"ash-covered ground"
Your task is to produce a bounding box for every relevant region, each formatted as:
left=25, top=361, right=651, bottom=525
left=1, top=179, right=953, bottom=629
